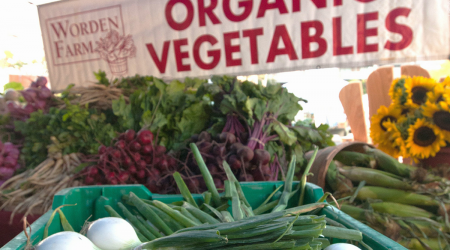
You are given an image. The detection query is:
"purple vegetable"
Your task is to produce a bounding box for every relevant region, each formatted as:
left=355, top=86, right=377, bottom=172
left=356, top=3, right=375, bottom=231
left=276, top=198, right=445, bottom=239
left=0, top=167, right=14, bottom=179
left=38, top=86, right=52, bottom=99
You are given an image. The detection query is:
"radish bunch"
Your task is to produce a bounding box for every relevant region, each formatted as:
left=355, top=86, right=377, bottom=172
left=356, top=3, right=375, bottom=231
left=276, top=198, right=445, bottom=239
left=82, top=129, right=176, bottom=193
left=189, top=131, right=274, bottom=190
left=6, top=77, right=53, bottom=120
left=0, top=141, right=21, bottom=186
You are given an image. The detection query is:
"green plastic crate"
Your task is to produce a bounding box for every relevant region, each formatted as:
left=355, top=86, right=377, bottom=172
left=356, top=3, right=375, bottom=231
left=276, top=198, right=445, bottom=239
left=1, top=182, right=405, bottom=250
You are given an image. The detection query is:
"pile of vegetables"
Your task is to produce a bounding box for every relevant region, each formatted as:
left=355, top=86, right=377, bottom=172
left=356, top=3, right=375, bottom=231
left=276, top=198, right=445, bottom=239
left=32, top=144, right=369, bottom=250
left=0, top=151, right=82, bottom=220
left=0, top=141, right=21, bottom=186
left=325, top=146, right=450, bottom=249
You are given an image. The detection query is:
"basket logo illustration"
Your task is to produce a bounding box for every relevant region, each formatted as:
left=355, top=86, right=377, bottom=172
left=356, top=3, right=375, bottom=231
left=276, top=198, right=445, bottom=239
left=95, top=30, right=136, bottom=76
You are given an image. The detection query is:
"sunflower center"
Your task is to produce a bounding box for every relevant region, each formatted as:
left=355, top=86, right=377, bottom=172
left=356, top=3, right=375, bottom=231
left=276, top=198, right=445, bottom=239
left=433, top=111, right=450, bottom=131
left=436, top=95, right=444, bottom=103
left=413, top=127, right=436, bottom=147
left=411, top=87, right=428, bottom=105
left=401, top=109, right=409, bottom=115
left=380, top=116, right=396, bottom=131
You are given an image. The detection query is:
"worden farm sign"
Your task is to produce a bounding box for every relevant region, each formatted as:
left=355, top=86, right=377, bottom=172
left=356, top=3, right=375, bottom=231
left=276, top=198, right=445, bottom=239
left=38, top=0, right=450, bottom=90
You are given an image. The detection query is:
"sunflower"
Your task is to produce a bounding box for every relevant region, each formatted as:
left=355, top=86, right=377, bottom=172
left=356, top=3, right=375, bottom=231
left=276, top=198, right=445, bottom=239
left=441, top=76, right=450, bottom=88
left=406, top=119, right=446, bottom=159
left=426, top=84, right=447, bottom=104
left=422, top=99, right=450, bottom=141
left=370, top=104, right=402, bottom=145
left=389, top=78, right=406, bottom=104
left=404, top=76, right=437, bottom=108
left=384, top=121, right=407, bottom=156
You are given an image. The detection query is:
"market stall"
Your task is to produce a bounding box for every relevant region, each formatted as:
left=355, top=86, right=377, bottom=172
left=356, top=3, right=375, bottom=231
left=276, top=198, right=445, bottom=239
left=1, top=0, right=450, bottom=249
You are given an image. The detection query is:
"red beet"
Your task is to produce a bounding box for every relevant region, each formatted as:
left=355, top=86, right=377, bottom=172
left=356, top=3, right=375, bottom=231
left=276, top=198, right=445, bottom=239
left=212, top=145, right=226, bottom=157
left=115, top=140, right=126, bottom=149
left=133, top=152, right=141, bottom=163
left=111, top=149, right=121, bottom=159
left=186, top=178, right=200, bottom=192
left=148, top=168, right=161, bottom=179
left=159, top=158, right=169, bottom=170
left=122, top=156, right=132, bottom=167
left=207, top=164, right=219, bottom=175
left=109, top=178, right=118, bottom=185
left=98, top=145, right=107, bottom=154
left=167, top=158, right=177, bottom=168
left=238, top=174, right=254, bottom=182
left=125, top=129, right=136, bottom=142
left=228, top=155, right=241, bottom=170
left=106, top=172, right=116, bottom=180
left=141, top=145, right=153, bottom=155
left=88, top=167, right=99, bottom=176
left=237, top=146, right=254, bottom=162
left=253, top=149, right=270, bottom=165
left=219, top=132, right=236, bottom=144
left=213, top=178, right=224, bottom=189
left=198, top=131, right=212, bottom=142
left=137, top=130, right=154, bottom=145
left=130, top=141, right=142, bottom=152
left=145, top=178, right=158, bottom=193
left=230, top=142, right=244, bottom=153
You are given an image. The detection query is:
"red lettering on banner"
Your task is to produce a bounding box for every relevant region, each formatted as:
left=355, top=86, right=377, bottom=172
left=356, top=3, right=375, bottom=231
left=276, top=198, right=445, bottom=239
left=51, top=21, right=69, bottom=39
left=384, top=8, right=413, bottom=51
left=267, top=25, right=298, bottom=63
left=293, top=0, right=327, bottom=12
left=99, top=18, right=107, bottom=32
left=355, top=0, right=376, bottom=2
left=223, top=0, right=252, bottom=22
left=146, top=41, right=171, bottom=73
left=357, top=12, right=378, bottom=53
left=333, top=17, right=353, bottom=55
left=257, top=0, right=288, bottom=18
left=174, top=39, right=191, bottom=71
left=54, top=41, right=64, bottom=58
left=193, top=35, right=220, bottom=70
left=198, top=0, right=221, bottom=26
left=301, top=21, right=327, bottom=58
left=243, top=28, right=264, bottom=64
left=80, top=23, right=89, bottom=35
left=224, top=31, right=242, bottom=66
left=165, top=0, right=194, bottom=31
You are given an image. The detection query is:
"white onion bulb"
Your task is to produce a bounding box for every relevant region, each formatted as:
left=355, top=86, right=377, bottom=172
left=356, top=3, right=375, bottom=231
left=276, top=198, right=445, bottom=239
left=324, top=243, right=362, bottom=250
left=86, top=217, right=142, bottom=250
left=36, top=231, right=100, bottom=250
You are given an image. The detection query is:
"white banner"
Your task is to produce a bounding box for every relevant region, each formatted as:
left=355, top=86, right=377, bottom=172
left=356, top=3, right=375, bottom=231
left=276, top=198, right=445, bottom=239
left=38, top=0, right=450, bottom=90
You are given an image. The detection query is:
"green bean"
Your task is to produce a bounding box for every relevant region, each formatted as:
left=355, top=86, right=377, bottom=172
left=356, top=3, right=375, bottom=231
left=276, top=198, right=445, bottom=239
left=181, top=207, right=202, bottom=224
left=298, top=147, right=318, bottom=206
left=129, top=192, right=174, bottom=235
left=272, top=155, right=296, bottom=213
left=173, top=172, right=199, bottom=208
left=136, top=215, right=162, bottom=238
left=153, top=200, right=199, bottom=227
left=190, top=143, right=221, bottom=206
left=118, top=202, right=156, bottom=240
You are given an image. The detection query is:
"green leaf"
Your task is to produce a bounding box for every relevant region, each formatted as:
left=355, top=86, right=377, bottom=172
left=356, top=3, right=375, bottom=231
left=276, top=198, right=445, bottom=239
left=273, top=122, right=297, bottom=146
left=4, top=82, right=23, bottom=92
left=149, top=111, right=168, bottom=132
left=219, top=95, right=237, bottom=114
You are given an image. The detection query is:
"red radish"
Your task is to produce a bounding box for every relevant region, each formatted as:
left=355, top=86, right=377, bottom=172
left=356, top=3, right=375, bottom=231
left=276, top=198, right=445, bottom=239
left=137, top=130, right=154, bottom=145
left=24, top=104, right=35, bottom=114
left=111, top=149, right=121, bottom=159
left=141, top=145, right=153, bottom=155
left=155, top=145, right=166, bottom=154
left=137, top=160, right=147, bottom=170
left=36, top=76, right=48, bottom=87
left=118, top=172, right=130, bottom=182
left=106, top=172, right=116, bottom=180
left=98, top=145, right=107, bottom=154
left=153, top=157, right=161, bottom=167
left=122, top=156, right=132, bottom=167
left=167, top=158, right=177, bottom=168
left=159, top=158, right=169, bottom=170
left=88, top=167, right=99, bottom=176
left=130, top=141, right=142, bottom=152
left=84, top=176, right=95, bottom=184
left=136, top=170, right=146, bottom=179
left=149, top=168, right=161, bottom=178
left=128, top=165, right=137, bottom=174
left=115, top=140, right=126, bottom=149
left=34, top=100, right=46, bottom=110
left=95, top=182, right=103, bottom=186
left=124, top=129, right=136, bottom=142
left=0, top=167, right=14, bottom=178
left=109, top=178, right=118, bottom=185
left=3, top=156, right=17, bottom=168
left=143, top=156, right=152, bottom=164
left=38, top=86, right=52, bottom=99
left=133, top=152, right=141, bottom=163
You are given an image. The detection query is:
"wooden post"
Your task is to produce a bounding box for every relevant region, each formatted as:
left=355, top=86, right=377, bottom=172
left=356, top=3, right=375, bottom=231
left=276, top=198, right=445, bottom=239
left=339, top=81, right=369, bottom=143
